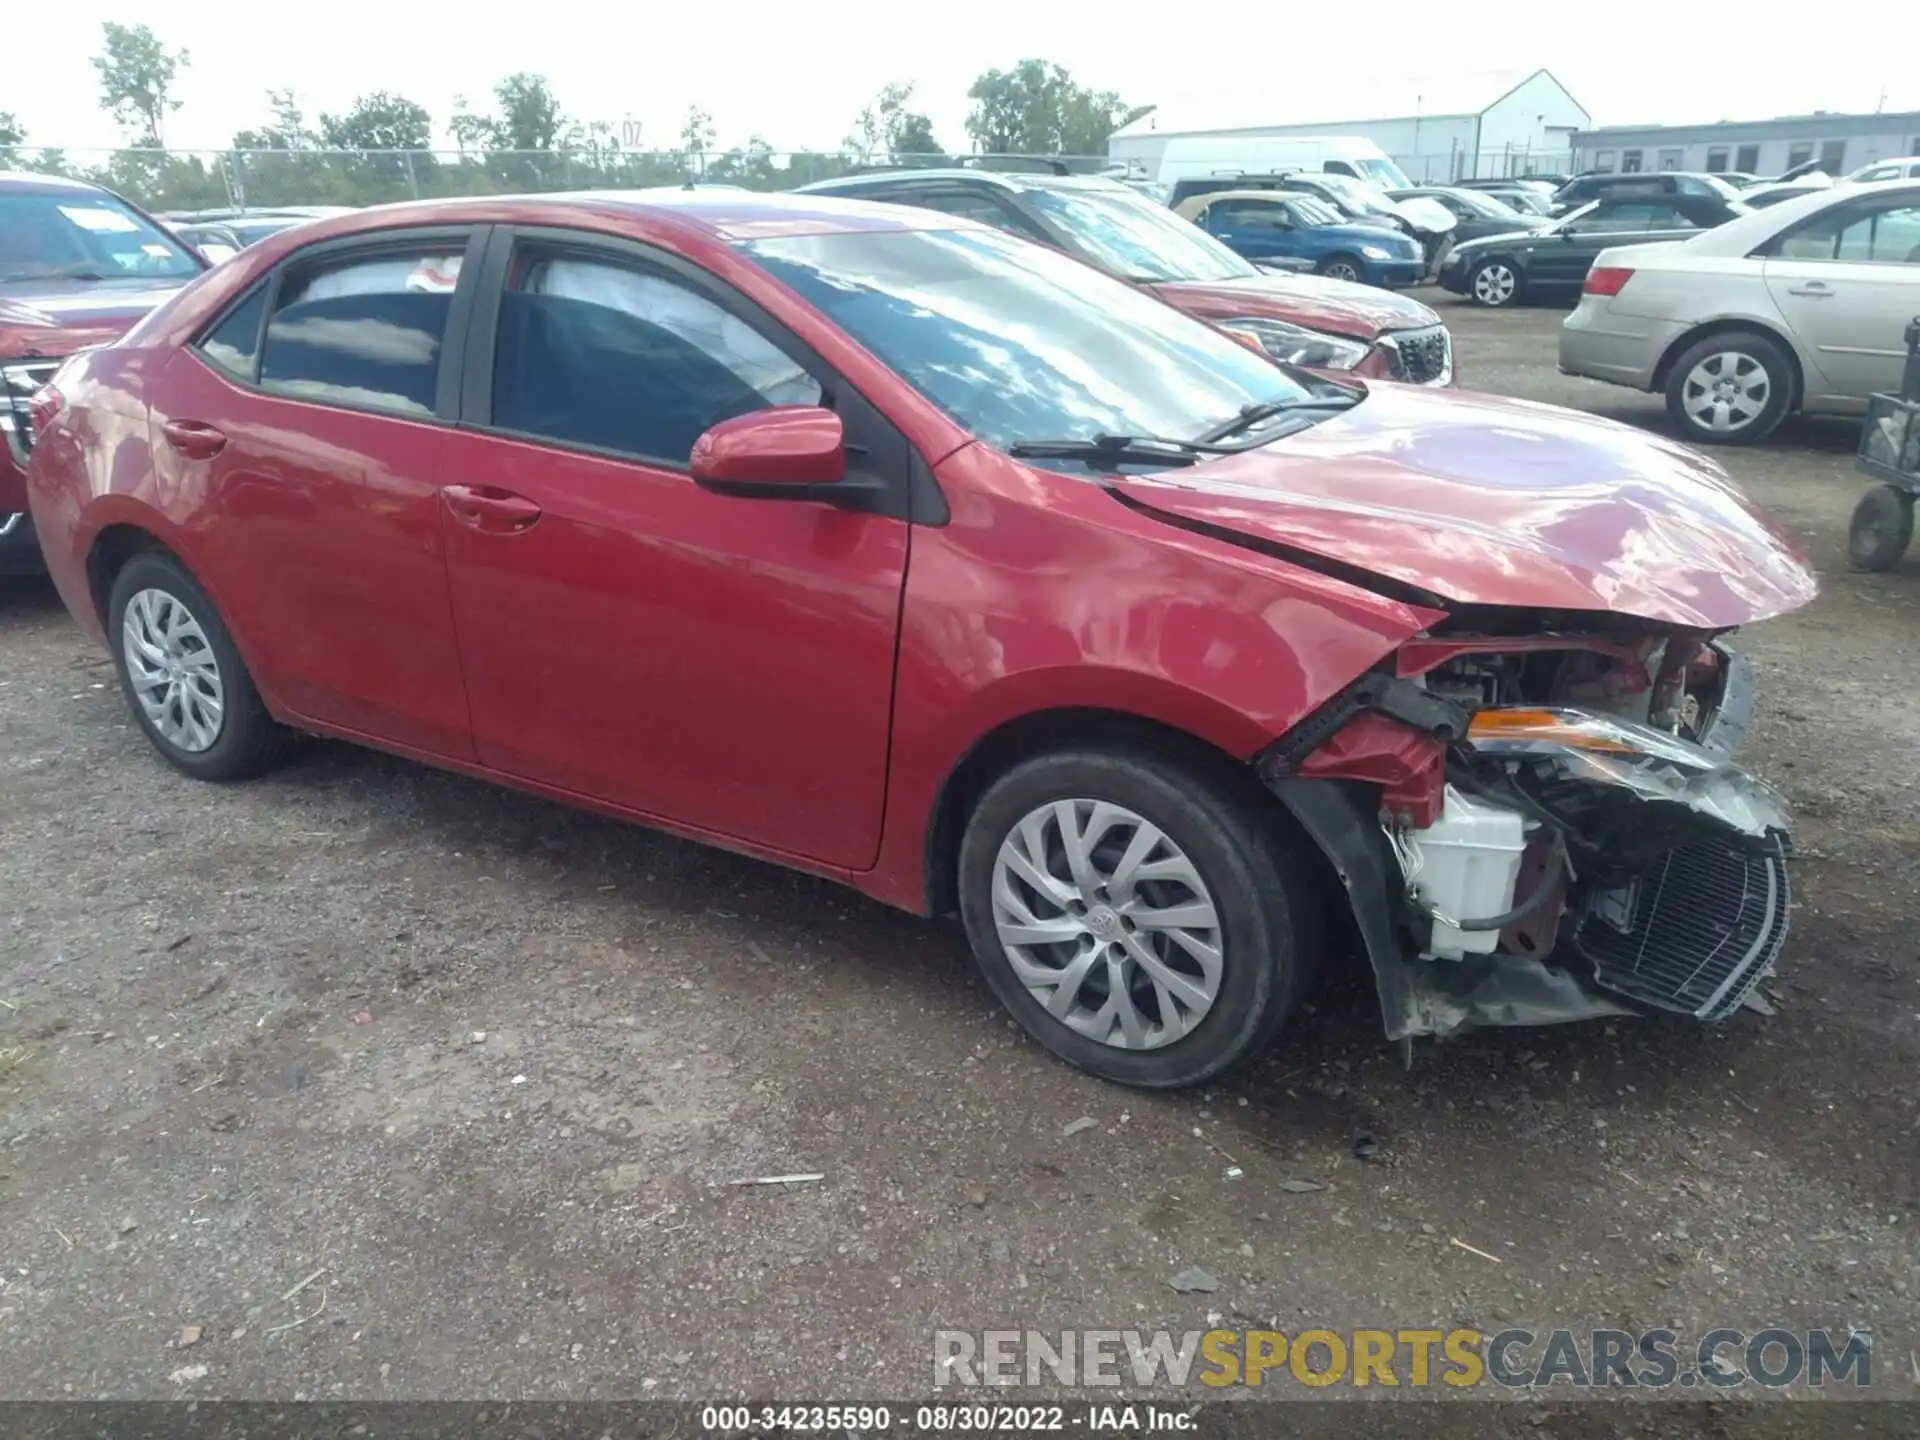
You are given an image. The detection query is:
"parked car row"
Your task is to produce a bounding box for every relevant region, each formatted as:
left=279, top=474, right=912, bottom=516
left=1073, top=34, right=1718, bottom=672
left=14, top=173, right=1814, bottom=1089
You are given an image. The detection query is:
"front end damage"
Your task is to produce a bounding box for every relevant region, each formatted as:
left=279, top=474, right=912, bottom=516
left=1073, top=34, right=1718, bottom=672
left=1258, top=621, right=1794, bottom=1041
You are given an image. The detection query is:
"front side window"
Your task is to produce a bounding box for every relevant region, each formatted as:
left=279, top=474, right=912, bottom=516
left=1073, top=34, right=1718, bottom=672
left=0, top=189, right=200, bottom=283
left=1582, top=202, right=1696, bottom=233
left=885, top=188, right=1033, bottom=237
left=1020, top=185, right=1254, bottom=284
left=1213, top=199, right=1290, bottom=230
left=740, top=227, right=1318, bottom=463
left=258, top=247, right=464, bottom=417
left=490, top=251, right=820, bottom=464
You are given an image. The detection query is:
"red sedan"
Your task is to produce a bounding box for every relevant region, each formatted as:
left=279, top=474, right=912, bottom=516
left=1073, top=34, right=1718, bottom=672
left=25, top=192, right=1815, bottom=1088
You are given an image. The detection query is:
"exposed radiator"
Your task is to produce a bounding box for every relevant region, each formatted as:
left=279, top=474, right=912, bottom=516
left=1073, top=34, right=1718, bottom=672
left=1577, top=835, right=1790, bottom=1021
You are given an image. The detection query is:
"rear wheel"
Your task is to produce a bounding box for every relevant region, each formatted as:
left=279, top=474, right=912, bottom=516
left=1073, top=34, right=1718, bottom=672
left=1317, top=254, right=1363, bottom=283
left=107, top=551, right=290, bottom=781
left=956, top=746, right=1320, bottom=1090
left=1470, top=257, right=1521, bottom=306
left=1848, top=486, right=1915, bottom=571
left=1664, top=331, right=1793, bottom=444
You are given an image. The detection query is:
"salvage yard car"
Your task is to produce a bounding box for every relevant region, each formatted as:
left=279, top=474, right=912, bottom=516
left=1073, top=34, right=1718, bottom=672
left=801, top=170, right=1455, bottom=383
left=1173, top=190, right=1426, bottom=288
left=25, top=192, right=1814, bottom=1089
left=1441, top=185, right=1750, bottom=308
left=1560, top=180, right=1920, bottom=443
left=3, top=170, right=208, bottom=574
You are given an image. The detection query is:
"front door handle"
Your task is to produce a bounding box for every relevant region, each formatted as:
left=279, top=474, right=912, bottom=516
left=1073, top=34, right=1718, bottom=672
left=442, top=484, right=543, bottom=532
left=161, top=419, right=227, bottom=459
left=1787, top=281, right=1833, bottom=297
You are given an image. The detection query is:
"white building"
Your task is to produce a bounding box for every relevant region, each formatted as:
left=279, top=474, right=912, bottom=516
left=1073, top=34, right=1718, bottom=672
left=1108, top=68, right=1590, bottom=184
left=1571, top=111, right=1920, bottom=179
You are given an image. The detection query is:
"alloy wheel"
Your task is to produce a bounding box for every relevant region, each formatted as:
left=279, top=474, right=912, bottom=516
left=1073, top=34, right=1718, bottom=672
left=122, top=587, right=226, bottom=752
left=990, top=799, right=1223, bottom=1050
left=1323, top=260, right=1361, bottom=282
left=1473, top=262, right=1517, bottom=304
left=1680, top=351, right=1771, bottom=435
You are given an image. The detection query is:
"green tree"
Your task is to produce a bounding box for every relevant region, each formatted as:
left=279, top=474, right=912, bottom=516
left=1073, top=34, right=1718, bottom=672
left=0, top=111, right=24, bottom=147
left=92, top=22, right=189, bottom=147
left=678, top=105, right=716, bottom=177
left=964, top=60, right=1143, bottom=156
left=848, top=83, right=943, bottom=165
left=490, top=73, right=565, bottom=151
left=319, top=92, right=433, bottom=153
left=233, top=90, right=315, bottom=150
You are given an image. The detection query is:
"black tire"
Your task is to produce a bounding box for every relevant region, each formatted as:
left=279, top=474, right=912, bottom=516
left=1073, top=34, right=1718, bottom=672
left=1469, top=256, right=1522, bottom=307
left=1316, top=254, right=1364, bottom=283
left=107, top=550, right=290, bottom=781
left=1848, top=486, right=1915, bottom=571
left=956, top=745, right=1321, bottom=1090
left=1663, top=331, right=1794, bottom=445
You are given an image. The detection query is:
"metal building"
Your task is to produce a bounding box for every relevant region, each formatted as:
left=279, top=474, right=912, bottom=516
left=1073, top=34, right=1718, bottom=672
left=1571, top=111, right=1920, bottom=178
left=1107, top=68, right=1590, bottom=183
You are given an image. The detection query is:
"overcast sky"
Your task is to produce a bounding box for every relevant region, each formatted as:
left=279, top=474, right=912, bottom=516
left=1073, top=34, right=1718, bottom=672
left=9, top=0, right=1913, bottom=158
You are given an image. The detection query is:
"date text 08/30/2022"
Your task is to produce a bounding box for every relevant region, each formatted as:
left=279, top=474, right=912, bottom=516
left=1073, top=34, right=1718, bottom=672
left=700, top=1406, right=1194, bottom=1433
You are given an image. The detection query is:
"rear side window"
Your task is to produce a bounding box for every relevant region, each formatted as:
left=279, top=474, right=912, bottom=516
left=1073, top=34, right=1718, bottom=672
left=198, top=286, right=269, bottom=381
left=258, top=248, right=464, bottom=418
left=490, top=251, right=820, bottom=464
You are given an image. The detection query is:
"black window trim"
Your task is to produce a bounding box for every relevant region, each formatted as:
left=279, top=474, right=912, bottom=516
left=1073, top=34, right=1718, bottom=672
left=458, top=222, right=947, bottom=525
left=186, top=223, right=488, bottom=426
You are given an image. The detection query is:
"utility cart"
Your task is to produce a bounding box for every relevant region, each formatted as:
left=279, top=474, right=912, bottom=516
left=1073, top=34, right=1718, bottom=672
left=1850, top=316, right=1920, bottom=571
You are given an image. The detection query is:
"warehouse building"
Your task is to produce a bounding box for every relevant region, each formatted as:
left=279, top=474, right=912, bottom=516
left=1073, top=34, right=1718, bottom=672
left=1571, top=111, right=1920, bottom=178
left=1107, top=68, right=1589, bottom=183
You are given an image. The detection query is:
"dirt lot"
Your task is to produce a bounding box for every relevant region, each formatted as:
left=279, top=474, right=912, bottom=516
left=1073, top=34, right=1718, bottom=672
left=2, top=295, right=1917, bottom=1416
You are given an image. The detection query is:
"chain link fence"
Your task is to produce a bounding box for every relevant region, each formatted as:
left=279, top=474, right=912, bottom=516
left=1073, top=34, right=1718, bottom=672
left=0, top=147, right=1126, bottom=212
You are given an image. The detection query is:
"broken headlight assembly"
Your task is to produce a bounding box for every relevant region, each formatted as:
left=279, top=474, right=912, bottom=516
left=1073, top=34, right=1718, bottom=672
left=1388, top=705, right=1794, bottom=1024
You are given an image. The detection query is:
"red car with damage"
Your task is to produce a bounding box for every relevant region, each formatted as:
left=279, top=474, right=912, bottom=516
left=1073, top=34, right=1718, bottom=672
left=2, top=171, right=209, bottom=573
left=25, top=192, right=1815, bottom=1088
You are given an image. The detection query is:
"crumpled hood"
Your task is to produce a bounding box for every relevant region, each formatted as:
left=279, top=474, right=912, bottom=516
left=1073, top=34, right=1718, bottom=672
left=1114, top=384, right=1817, bottom=629
left=0, top=280, right=189, bottom=360
left=1150, top=273, right=1441, bottom=340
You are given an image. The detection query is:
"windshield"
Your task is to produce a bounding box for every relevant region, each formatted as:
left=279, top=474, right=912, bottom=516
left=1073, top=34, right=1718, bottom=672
left=1354, top=157, right=1411, bottom=189
left=742, top=227, right=1318, bottom=464
left=1022, top=185, right=1255, bottom=284
left=1309, top=174, right=1392, bottom=213
left=0, top=190, right=200, bottom=283
left=1449, top=189, right=1525, bottom=219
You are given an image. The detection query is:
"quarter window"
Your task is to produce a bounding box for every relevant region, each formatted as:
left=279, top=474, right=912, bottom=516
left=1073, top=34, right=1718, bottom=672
left=489, top=251, right=820, bottom=465
left=197, top=286, right=269, bottom=381
left=258, top=247, right=464, bottom=418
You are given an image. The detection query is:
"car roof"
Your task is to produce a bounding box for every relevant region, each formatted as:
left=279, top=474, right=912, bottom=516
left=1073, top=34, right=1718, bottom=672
left=240, top=188, right=981, bottom=251
left=0, top=169, right=111, bottom=198
left=1175, top=189, right=1329, bottom=212
left=1645, top=177, right=1920, bottom=257
left=799, top=168, right=1133, bottom=196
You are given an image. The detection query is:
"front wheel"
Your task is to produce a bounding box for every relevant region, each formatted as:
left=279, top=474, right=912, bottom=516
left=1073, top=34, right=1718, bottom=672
left=1317, top=254, right=1363, bottom=283
left=1849, top=485, right=1915, bottom=571
left=956, top=747, right=1321, bottom=1089
left=1470, top=257, right=1521, bottom=306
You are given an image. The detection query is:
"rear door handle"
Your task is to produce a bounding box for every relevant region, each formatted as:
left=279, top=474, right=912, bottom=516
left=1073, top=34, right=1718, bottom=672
left=161, top=419, right=227, bottom=459
left=442, top=484, right=543, bottom=531
left=1787, top=281, right=1833, bottom=297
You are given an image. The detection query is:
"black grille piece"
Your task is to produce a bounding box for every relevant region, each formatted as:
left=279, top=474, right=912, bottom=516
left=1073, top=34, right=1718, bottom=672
left=1381, top=325, right=1452, bottom=386
left=3, top=358, right=62, bottom=465
left=1577, top=836, right=1790, bottom=1021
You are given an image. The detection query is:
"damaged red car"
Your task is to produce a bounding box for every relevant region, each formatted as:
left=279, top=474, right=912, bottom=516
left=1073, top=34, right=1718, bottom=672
left=24, top=193, right=1816, bottom=1088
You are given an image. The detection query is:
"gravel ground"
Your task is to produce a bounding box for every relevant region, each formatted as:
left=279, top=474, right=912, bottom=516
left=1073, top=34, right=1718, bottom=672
left=1, top=295, right=1916, bottom=1419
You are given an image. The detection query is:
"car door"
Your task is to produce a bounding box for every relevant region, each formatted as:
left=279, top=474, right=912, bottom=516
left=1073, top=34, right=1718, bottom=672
left=1202, top=199, right=1297, bottom=263
left=1762, top=192, right=1920, bottom=405
left=433, top=226, right=914, bottom=869
left=1538, top=200, right=1696, bottom=288
left=148, top=227, right=485, bottom=759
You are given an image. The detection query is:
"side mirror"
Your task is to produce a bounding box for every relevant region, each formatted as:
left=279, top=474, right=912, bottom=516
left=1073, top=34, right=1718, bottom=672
left=692, top=406, right=880, bottom=511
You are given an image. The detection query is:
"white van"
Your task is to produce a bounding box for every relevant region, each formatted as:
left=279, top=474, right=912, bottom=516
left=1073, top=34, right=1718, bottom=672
left=1141, top=136, right=1412, bottom=192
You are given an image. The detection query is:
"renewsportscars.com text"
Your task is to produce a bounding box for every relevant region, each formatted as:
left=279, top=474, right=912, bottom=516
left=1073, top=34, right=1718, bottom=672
left=933, top=1327, right=1874, bottom=1391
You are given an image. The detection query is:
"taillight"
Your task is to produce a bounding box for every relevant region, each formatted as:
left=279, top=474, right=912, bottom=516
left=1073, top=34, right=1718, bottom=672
left=1584, top=266, right=1634, bottom=298
left=27, top=383, right=65, bottom=438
